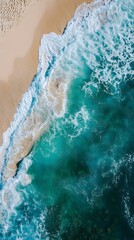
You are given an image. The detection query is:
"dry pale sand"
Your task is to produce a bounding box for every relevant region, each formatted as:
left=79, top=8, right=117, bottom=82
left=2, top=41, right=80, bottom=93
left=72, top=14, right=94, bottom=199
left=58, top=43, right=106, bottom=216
left=0, top=0, right=93, bottom=146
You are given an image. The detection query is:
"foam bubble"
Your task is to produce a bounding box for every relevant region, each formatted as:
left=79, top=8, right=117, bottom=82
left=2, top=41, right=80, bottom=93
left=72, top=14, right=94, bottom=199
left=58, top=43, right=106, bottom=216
left=0, top=1, right=133, bottom=235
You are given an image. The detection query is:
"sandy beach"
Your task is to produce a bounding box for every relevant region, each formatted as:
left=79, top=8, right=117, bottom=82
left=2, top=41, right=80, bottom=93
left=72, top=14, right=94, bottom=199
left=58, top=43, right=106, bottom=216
left=0, top=0, right=132, bottom=237
left=0, top=0, right=93, bottom=146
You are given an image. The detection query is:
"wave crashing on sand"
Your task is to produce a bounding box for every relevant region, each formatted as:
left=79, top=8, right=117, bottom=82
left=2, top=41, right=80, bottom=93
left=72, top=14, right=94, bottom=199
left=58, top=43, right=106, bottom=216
left=0, top=0, right=134, bottom=239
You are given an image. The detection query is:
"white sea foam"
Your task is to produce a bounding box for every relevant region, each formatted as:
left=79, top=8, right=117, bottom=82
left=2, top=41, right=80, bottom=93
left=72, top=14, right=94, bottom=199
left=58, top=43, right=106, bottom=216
left=0, top=156, right=32, bottom=235
left=0, top=0, right=133, bottom=224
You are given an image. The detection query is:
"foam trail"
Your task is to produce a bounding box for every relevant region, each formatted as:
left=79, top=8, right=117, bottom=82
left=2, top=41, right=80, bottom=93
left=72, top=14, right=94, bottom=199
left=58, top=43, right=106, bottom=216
left=0, top=0, right=133, bottom=182
left=0, top=0, right=133, bottom=229
left=0, top=0, right=133, bottom=238
left=0, top=34, right=62, bottom=182
left=0, top=0, right=102, bottom=183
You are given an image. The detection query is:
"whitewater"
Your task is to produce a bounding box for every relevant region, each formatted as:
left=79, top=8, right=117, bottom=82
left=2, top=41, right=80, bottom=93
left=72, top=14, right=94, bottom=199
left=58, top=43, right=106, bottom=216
left=0, top=0, right=134, bottom=239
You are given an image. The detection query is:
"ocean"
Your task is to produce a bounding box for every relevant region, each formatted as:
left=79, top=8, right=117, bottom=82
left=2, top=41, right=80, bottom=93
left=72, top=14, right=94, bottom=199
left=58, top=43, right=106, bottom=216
left=0, top=0, right=134, bottom=239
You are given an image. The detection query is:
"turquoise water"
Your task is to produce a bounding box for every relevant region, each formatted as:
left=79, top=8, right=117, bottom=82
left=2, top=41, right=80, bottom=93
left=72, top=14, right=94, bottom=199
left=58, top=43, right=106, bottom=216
left=0, top=0, right=134, bottom=239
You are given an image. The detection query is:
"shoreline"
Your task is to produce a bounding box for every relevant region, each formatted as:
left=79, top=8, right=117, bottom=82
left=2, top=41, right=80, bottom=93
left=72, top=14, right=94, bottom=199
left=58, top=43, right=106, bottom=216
left=0, top=0, right=95, bottom=182
left=0, top=0, right=93, bottom=146
left=0, top=0, right=93, bottom=181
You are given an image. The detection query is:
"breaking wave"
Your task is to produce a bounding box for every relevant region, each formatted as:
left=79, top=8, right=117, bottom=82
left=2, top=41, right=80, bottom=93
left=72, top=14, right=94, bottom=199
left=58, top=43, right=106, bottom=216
left=0, top=0, right=133, bottom=239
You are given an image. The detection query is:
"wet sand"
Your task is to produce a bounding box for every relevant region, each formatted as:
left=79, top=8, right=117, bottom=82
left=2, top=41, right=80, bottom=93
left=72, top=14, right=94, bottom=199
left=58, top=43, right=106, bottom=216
left=0, top=0, right=93, bottom=145
left=0, top=0, right=93, bottom=181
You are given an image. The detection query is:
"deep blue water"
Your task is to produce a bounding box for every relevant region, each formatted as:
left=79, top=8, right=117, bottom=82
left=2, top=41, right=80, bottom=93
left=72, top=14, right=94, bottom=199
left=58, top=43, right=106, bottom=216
left=0, top=0, right=134, bottom=239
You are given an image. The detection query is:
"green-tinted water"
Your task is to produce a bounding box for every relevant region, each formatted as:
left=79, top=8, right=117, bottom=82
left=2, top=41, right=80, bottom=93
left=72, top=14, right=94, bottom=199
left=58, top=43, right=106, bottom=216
left=0, top=0, right=134, bottom=239
left=25, top=76, right=133, bottom=239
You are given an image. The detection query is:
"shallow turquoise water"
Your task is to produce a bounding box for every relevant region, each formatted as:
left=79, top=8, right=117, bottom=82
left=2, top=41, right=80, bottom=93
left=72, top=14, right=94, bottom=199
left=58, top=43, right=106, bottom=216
left=0, top=0, right=134, bottom=239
